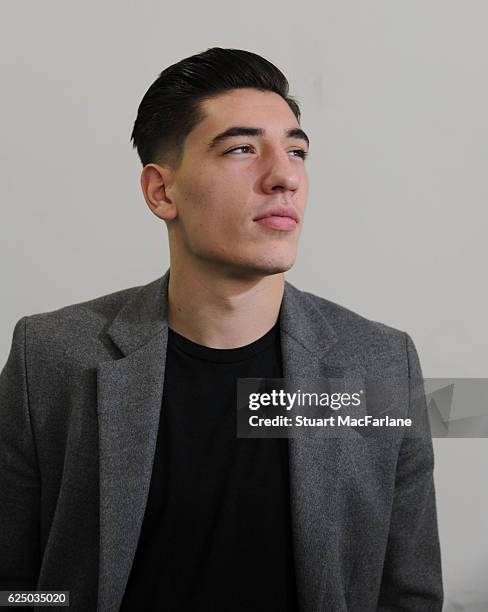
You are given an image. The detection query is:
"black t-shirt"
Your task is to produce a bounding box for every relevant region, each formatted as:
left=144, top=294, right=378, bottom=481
left=120, top=319, right=299, bottom=612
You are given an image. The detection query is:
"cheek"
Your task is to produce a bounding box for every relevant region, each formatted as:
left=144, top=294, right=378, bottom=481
left=300, top=184, right=309, bottom=209
left=180, top=172, right=248, bottom=229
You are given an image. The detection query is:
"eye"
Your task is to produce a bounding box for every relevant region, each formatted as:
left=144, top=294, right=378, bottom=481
left=224, top=145, right=254, bottom=155
left=289, top=149, right=309, bottom=160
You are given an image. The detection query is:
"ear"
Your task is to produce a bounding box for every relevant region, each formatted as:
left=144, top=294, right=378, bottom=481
left=140, top=163, right=178, bottom=221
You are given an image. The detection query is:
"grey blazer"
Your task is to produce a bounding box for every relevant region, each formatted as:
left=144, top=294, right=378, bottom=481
left=0, top=269, right=443, bottom=611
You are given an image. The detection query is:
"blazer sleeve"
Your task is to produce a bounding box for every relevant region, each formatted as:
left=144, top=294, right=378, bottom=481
left=0, top=317, right=41, bottom=590
left=376, top=333, right=443, bottom=611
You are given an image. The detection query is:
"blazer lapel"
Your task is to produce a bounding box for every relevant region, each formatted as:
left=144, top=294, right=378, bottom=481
left=97, top=272, right=170, bottom=612
left=280, top=281, right=358, bottom=612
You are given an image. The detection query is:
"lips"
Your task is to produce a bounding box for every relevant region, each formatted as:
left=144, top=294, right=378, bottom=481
left=254, top=204, right=299, bottom=223
left=256, top=216, right=297, bottom=230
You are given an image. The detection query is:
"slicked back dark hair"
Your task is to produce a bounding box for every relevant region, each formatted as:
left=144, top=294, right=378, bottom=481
left=130, top=47, right=301, bottom=168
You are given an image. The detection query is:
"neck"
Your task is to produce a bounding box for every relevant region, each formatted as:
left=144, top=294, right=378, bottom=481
left=166, top=260, right=285, bottom=349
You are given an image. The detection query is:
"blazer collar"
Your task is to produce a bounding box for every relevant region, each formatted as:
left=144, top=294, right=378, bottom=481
left=106, top=267, right=339, bottom=359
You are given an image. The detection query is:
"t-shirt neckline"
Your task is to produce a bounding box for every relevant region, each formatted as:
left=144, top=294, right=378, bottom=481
left=167, top=320, right=280, bottom=364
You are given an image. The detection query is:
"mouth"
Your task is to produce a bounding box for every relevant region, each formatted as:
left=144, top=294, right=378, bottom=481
left=253, top=205, right=299, bottom=231
left=254, top=216, right=297, bottom=231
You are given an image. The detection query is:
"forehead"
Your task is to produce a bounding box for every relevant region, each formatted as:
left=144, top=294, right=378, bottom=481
left=194, top=88, right=300, bottom=137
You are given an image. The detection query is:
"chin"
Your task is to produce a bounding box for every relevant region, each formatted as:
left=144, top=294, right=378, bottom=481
left=204, top=249, right=296, bottom=278
left=244, top=256, right=295, bottom=276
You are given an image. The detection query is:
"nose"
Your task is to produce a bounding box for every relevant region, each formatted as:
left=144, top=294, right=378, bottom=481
left=260, top=149, right=300, bottom=195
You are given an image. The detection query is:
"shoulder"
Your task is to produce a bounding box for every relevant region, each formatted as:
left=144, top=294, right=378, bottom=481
left=25, top=282, right=141, bottom=330
left=302, top=287, right=405, bottom=338
left=297, top=286, right=413, bottom=372
left=16, top=281, right=146, bottom=364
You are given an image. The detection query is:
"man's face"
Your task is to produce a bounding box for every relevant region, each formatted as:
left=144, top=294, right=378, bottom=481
left=166, top=88, right=309, bottom=278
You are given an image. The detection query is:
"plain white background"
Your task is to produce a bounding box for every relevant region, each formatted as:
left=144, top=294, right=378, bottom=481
left=1, top=1, right=487, bottom=609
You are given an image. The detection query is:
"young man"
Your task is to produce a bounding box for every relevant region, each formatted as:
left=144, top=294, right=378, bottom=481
left=0, top=48, right=442, bottom=611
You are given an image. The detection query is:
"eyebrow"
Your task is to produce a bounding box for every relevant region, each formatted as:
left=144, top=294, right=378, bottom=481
left=206, top=126, right=310, bottom=151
